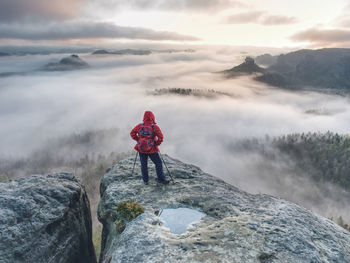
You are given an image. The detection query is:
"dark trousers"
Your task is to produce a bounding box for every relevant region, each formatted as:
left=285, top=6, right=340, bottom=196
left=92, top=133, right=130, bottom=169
left=139, top=152, right=165, bottom=182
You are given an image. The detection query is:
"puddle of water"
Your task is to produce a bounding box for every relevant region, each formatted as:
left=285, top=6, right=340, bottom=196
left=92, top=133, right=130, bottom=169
left=158, top=207, right=205, bottom=234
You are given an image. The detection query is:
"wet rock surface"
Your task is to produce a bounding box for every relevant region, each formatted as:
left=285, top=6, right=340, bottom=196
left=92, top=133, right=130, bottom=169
left=98, top=155, right=350, bottom=263
left=0, top=173, right=96, bottom=263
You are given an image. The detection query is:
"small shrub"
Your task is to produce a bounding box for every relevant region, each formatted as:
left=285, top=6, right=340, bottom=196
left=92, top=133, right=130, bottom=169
left=330, top=215, right=350, bottom=232
left=114, top=220, right=126, bottom=233
left=92, top=227, right=101, bottom=260
left=0, top=173, right=9, bottom=182
left=117, top=200, right=144, bottom=221
left=337, top=216, right=344, bottom=227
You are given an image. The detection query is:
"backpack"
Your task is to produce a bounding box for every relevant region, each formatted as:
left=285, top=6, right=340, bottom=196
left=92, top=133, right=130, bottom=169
left=137, top=123, right=156, bottom=152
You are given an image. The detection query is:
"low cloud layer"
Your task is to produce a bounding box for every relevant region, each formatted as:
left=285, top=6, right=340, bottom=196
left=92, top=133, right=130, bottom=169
left=223, top=11, right=298, bottom=25
left=0, top=47, right=349, bottom=223
left=290, top=27, right=350, bottom=45
left=0, top=21, right=200, bottom=41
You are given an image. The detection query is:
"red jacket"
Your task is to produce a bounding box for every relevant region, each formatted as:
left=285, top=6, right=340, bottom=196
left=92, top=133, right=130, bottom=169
left=130, top=111, right=163, bottom=153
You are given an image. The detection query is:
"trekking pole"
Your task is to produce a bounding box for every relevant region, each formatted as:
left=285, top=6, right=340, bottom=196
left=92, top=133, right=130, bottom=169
left=159, top=151, right=175, bottom=184
left=131, top=151, right=138, bottom=176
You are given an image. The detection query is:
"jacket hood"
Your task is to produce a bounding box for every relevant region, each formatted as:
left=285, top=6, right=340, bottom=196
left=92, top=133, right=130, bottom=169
left=143, top=111, right=156, bottom=124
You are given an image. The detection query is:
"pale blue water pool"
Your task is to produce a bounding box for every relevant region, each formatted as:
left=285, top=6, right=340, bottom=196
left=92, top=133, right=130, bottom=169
left=159, top=207, right=205, bottom=234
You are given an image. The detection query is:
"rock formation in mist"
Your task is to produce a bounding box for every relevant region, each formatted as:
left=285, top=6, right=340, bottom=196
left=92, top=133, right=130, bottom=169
left=98, top=155, right=350, bottom=263
left=0, top=54, right=89, bottom=77
left=0, top=173, right=96, bottom=263
left=221, top=56, right=265, bottom=78
left=42, top=54, right=89, bottom=71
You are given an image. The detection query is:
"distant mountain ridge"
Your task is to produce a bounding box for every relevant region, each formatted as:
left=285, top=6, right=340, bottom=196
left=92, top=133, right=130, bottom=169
left=92, top=49, right=151, bottom=55
left=225, top=48, right=350, bottom=92
left=91, top=48, right=195, bottom=55
left=263, top=48, right=350, bottom=90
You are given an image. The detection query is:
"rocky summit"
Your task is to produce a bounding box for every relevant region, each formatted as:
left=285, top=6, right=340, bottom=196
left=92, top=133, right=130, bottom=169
left=221, top=56, right=265, bottom=78
left=42, top=54, right=89, bottom=71
left=98, top=155, right=350, bottom=263
left=0, top=173, right=96, bottom=263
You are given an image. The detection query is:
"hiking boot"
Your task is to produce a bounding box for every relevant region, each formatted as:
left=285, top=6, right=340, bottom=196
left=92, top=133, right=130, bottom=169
left=144, top=181, right=149, bottom=185
left=156, top=178, right=170, bottom=184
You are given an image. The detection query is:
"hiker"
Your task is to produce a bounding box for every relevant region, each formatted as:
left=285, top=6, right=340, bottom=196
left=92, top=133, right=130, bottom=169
left=130, top=111, right=169, bottom=185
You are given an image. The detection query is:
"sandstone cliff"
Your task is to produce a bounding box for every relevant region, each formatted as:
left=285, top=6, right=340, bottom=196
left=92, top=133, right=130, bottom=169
left=98, top=155, right=350, bottom=263
left=0, top=173, right=96, bottom=263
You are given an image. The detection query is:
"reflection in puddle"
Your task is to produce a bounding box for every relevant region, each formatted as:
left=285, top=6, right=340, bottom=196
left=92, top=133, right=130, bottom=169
left=158, top=208, right=205, bottom=234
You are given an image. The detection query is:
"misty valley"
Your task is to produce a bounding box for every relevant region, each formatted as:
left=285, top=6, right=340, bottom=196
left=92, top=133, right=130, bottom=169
left=1, top=46, right=350, bottom=260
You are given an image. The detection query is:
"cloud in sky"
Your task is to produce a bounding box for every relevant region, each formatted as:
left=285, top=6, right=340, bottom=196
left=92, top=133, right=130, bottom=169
left=0, top=21, right=200, bottom=42
left=261, top=15, right=298, bottom=26
left=331, top=3, right=350, bottom=28
left=290, top=27, right=350, bottom=45
left=0, top=0, right=246, bottom=23
left=0, top=1, right=348, bottom=49
left=223, top=10, right=298, bottom=26
left=336, top=18, right=350, bottom=27
left=88, top=0, right=245, bottom=12
left=0, top=0, right=84, bottom=22
left=223, top=11, right=264, bottom=23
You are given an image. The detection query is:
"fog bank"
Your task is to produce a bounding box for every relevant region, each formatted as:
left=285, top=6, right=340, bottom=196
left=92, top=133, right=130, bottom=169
left=1, top=46, right=350, bottom=222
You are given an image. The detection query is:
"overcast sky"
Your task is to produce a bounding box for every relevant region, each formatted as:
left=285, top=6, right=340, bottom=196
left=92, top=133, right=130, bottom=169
left=0, top=0, right=350, bottom=48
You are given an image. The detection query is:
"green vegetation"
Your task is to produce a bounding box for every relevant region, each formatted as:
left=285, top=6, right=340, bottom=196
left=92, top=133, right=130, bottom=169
left=330, top=216, right=350, bottom=232
left=114, top=220, right=126, bottom=233
left=117, top=200, right=144, bottom=221
left=113, top=200, right=144, bottom=233
left=92, top=227, right=102, bottom=260
left=0, top=173, right=9, bottom=182
left=151, top=88, right=232, bottom=98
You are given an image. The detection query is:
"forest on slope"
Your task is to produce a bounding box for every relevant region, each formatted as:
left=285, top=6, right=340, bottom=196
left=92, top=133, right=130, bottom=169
left=228, top=132, right=350, bottom=189
left=255, top=48, right=350, bottom=92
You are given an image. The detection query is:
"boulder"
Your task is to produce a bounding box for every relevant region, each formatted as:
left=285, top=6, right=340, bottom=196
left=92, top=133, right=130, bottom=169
left=0, top=173, right=96, bottom=263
